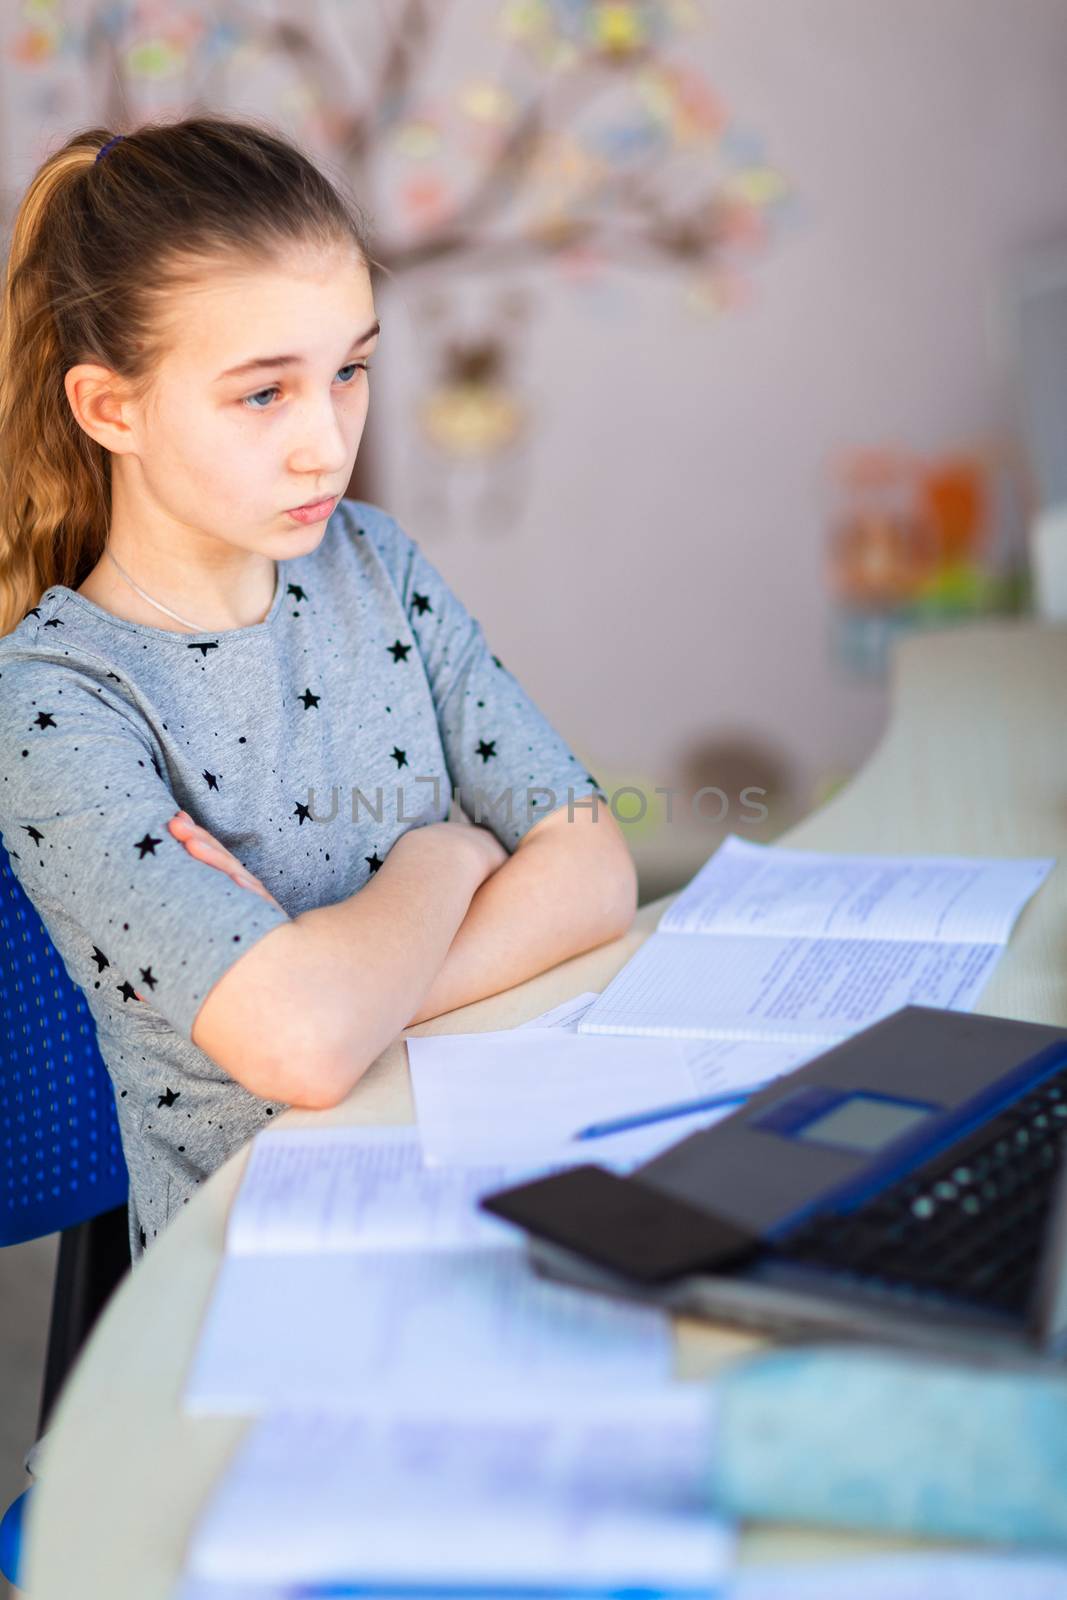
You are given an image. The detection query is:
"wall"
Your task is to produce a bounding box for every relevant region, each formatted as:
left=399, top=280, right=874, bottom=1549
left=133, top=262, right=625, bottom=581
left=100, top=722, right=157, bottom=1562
left=373, top=0, right=1067, bottom=820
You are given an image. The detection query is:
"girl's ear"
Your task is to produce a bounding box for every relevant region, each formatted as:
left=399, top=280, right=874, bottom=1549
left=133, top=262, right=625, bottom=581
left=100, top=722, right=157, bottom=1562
left=64, top=361, right=137, bottom=454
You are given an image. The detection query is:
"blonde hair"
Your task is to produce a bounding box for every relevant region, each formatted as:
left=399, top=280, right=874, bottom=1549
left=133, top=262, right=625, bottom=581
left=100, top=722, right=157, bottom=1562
left=0, top=114, right=374, bottom=637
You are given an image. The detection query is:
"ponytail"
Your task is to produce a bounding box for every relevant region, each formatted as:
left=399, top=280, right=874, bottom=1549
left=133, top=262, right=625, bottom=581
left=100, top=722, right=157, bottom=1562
left=0, top=135, right=112, bottom=633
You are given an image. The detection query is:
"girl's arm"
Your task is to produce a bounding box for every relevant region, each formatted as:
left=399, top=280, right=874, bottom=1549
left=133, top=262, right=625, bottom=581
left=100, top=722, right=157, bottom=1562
left=186, top=818, right=505, bottom=1109
left=405, top=801, right=637, bottom=1026
left=175, top=799, right=637, bottom=1049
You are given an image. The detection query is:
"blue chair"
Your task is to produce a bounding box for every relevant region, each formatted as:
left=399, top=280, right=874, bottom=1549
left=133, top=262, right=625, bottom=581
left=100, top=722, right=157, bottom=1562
left=0, top=835, right=130, bottom=1590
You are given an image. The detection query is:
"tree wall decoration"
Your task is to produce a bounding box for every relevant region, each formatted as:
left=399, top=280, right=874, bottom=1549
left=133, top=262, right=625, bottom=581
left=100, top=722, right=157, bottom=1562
left=6, top=0, right=796, bottom=531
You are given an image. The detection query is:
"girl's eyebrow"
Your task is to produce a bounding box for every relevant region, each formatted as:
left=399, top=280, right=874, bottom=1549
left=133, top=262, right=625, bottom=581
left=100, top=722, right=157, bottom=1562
left=214, top=318, right=381, bottom=382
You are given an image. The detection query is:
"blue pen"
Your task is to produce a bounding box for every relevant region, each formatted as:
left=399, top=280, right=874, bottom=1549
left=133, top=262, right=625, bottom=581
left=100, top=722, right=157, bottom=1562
left=573, top=1079, right=779, bottom=1142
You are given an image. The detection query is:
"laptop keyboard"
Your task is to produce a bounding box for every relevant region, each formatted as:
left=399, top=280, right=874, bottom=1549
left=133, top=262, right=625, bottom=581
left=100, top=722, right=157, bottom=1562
left=771, top=1070, right=1067, bottom=1315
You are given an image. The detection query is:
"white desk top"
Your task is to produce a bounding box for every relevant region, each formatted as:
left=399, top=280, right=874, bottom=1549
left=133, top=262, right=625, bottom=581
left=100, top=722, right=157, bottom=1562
left=24, top=619, right=1067, bottom=1596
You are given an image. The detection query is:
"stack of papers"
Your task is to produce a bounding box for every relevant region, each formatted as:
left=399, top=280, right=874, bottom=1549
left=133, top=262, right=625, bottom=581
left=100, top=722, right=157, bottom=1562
left=180, top=835, right=1056, bottom=1595
left=577, top=835, right=1054, bottom=1044
left=182, top=1114, right=734, bottom=1592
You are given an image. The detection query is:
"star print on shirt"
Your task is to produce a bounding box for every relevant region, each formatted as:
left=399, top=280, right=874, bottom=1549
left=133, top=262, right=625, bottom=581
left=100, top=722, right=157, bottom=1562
left=151, top=753, right=163, bottom=780
left=410, top=592, right=432, bottom=616
left=157, top=1087, right=180, bottom=1108
left=135, top=832, right=162, bottom=858
left=287, top=583, right=308, bottom=602
left=139, top=1227, right=147, bottom=1251
left=298, top=689, right=321, bottom=710
left=33, top=711, right=56, bottom=729
left=117, top=980, right=139, bottom=1002
left=475, top=739, right=497, bottom=763
left=293, top=800, right=312, bottom=825
left=187, top=642, right=219, bottom=659
left=390, top=747, right=408, bottom=769
left=202, top=771, right=220, bottom=791
left=23, top=607, right=40, bottom=620
left=91, top=946, right=109, bottom=972
left=139, top=966, right=158, bottom=990
left=43, top=618, right=64, bottom=629
left=106, top=672, right=122, bottom=682
left=387, top=640, right=411, bottom=663
left=22, top=825, right=44, bottom=847
left=491, top=655, right=504, bottom=669
left=365, top=852, right=383, bottom=874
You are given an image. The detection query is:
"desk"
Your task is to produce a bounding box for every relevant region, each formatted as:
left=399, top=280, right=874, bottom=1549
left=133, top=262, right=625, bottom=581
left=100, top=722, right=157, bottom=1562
left=24, top=620, right=1067, bottom=1596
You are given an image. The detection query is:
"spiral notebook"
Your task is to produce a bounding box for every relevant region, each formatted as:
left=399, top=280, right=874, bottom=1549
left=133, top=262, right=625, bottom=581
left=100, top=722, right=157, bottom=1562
left=576, top=835, right=1055, bottom=1047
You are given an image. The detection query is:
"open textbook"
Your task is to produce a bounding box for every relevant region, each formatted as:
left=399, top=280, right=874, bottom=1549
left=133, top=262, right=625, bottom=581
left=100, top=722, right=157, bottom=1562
left=183, top=1126, right=674, bottom=1416
left=175, top=1552, right=1067, bottom=1600
left=179, top=1391, right=732, bottom=1596
left=577, top=835, right=1055, bottom=1045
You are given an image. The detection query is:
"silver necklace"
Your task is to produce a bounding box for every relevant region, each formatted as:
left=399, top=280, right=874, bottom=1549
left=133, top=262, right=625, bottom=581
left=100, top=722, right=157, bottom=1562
left=103, top=545, right=273, bottom=633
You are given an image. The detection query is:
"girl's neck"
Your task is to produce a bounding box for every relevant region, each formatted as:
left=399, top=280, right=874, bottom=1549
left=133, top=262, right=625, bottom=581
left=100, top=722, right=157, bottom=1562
left=76, top=549, right=278, bottom=634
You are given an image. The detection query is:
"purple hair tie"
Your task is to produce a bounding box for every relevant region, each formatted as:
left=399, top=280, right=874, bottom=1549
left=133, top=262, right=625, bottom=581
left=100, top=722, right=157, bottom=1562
left=95, top=134, right=125, bottom=164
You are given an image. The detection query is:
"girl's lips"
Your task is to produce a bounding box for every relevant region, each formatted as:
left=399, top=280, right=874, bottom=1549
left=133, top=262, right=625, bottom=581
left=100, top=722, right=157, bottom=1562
left=285, top=494, right=338, bottom=525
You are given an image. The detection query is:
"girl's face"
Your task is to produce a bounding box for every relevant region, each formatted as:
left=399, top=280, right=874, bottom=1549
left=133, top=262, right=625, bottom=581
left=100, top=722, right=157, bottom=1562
left=80, top=239, right=379, bottom=565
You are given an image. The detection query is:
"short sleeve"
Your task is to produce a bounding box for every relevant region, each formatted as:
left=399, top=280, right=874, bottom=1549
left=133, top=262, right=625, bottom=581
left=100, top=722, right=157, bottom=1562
left=0, top=653, right=292, bottom=1042
left=353, top=502, right=606, bottom=851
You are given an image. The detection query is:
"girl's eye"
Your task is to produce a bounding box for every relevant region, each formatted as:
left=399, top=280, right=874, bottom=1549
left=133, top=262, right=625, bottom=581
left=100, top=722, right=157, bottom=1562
left=241, top=360, right=373, bottom=411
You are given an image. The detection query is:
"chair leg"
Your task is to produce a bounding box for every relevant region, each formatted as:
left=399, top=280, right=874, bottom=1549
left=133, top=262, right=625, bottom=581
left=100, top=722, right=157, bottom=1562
left=37, top=1202, right=131, bottom=1439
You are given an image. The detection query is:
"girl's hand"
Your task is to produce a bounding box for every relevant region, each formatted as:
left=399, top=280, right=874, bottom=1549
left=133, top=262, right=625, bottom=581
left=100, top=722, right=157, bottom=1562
left=166, top=810, right=285, bottom=914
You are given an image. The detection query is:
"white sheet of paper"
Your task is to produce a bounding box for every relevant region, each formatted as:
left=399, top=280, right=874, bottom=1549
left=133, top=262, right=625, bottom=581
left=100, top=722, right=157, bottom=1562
left=517, top=991, right=600, bottom=1031
left=407, top=1028, right=698, bottom=1165
left=183, top=1389, right=731, bottom=1591
left=682, top=1035, right=819, bottom=1092
left=578, top=930, right=1002, bottom=1042
left=183, top=1245, right=672, bottom=1416
left=661, top=834, right=1055, bottom=944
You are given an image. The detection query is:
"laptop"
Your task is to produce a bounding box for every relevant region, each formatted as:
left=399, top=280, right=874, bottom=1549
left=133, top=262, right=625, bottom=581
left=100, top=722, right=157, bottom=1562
left=481, top=1006, right=1067, bottom=1366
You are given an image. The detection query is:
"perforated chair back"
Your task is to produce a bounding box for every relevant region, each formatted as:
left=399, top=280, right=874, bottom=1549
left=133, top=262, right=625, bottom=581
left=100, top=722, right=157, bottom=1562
left=0, top=835, right=128, bottom=1247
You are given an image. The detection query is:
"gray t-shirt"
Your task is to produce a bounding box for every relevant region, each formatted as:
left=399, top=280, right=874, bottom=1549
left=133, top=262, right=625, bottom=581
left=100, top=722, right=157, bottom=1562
left=0, top=498, right=602, bottom=1264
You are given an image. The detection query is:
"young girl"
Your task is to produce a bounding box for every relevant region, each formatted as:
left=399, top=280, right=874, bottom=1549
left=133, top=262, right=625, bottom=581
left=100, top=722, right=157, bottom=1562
left=0, top=114, right=636, bottom=1265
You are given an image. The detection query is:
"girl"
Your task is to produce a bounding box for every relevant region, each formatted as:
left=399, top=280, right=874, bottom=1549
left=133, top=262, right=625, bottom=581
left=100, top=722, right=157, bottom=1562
left=0, top=114, right=636, bottom=1265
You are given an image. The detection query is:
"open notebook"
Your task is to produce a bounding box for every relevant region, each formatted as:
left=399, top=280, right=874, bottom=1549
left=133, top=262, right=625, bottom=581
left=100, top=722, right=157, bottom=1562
left=179, top=1391, right=732, bottom=1597
left=577, top=835, right=1054, bottom=1047
left=182, top=1127, right=674, bottom=1415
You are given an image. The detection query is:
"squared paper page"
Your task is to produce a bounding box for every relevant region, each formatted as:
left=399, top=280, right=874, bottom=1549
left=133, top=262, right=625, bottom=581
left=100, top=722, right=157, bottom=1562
left=183, top=1246, right=672, bottom=1416
left=407, top=1028, right=697, bottom=1166
left=660, top=833, right=1054, bottom=945
left=184, top=1390, right=731, bottom=1591
left=578, top=930, right=1002, bottom=1042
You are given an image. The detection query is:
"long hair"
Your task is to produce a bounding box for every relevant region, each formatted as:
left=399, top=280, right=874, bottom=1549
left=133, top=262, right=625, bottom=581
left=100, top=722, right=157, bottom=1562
left=0, top=114, right=374, bottom=637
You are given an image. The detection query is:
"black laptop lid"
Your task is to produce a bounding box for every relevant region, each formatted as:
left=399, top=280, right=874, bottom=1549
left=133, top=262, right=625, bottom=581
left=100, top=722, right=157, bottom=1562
left=634, top=1006, right=1067, bottom=1236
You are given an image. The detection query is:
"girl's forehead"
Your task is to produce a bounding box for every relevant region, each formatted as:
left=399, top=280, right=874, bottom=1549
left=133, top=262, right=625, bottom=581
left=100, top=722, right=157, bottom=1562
left=159, top=252, right=375, bottom=374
